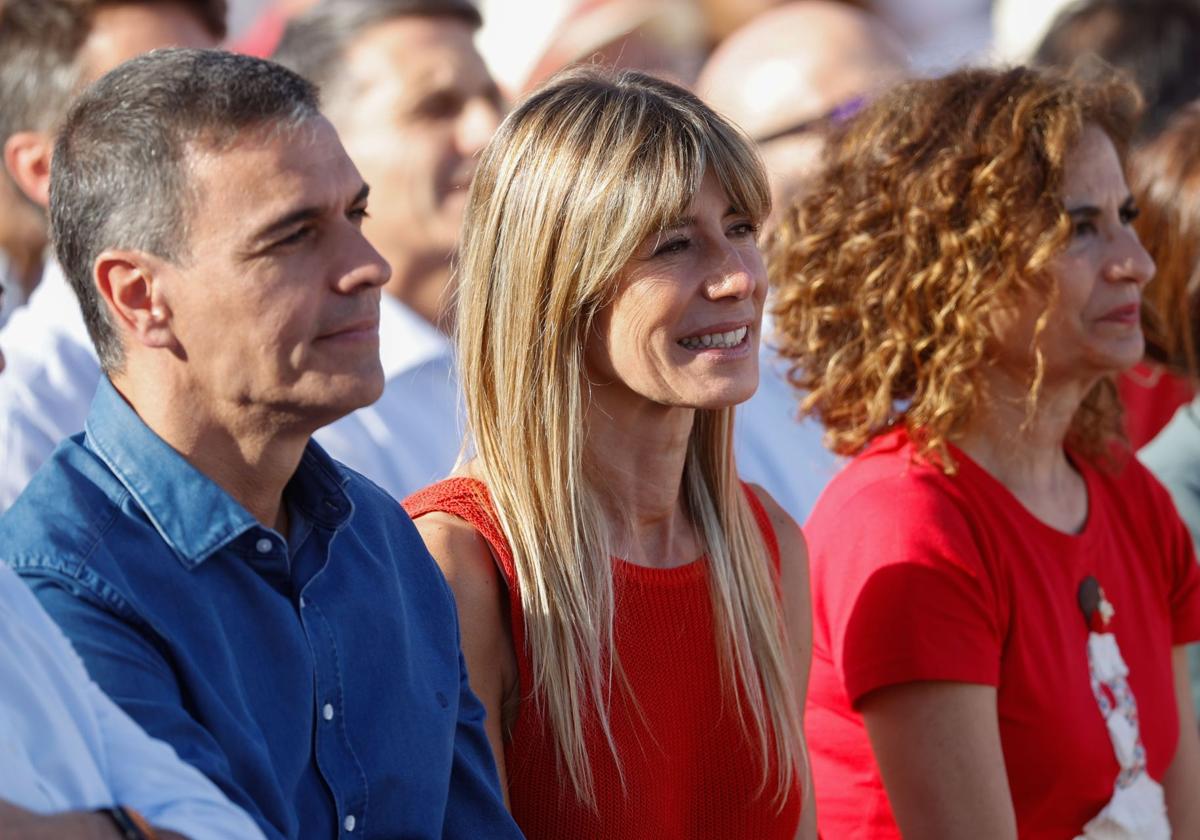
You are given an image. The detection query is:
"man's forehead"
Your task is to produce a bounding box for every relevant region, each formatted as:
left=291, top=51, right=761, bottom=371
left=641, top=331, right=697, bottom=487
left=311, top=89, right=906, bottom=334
left=183, top=119, right=362, bottom=229
left=80, top=3, right=218, bottom=83
left=344, top=16, right=482, bottom=89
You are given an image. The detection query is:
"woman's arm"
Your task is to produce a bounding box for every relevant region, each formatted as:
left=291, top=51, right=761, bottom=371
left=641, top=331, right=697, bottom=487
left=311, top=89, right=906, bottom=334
left=747, top=486, right=816, bottom=840
left=1165, top=645, right=1200, bottom=835
left=414, top=512, right=519, bottom=804
left=861, top=682, right=1017, bottom=840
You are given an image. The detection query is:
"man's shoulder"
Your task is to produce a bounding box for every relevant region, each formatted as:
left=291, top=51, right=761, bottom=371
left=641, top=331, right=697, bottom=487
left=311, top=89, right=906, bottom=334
left=0, top=436, right=127, bottom=573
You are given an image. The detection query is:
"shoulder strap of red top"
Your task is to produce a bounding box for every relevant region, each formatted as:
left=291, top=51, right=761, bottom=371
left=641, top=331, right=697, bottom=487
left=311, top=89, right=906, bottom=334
left=403, top=477, right=519, bottom=588
left=740, top=481, right=782, bottom=575
left=403, top=478, right=534, bottom=707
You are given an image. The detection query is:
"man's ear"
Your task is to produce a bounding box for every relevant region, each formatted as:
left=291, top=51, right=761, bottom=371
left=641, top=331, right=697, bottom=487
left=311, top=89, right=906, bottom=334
left=4, top=131, right=53, bottom=209
left=94, top=250, right=178, bottom=352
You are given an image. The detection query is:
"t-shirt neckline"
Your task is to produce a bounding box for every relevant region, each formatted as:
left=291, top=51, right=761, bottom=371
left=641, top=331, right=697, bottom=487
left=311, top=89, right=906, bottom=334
left=944, top=438, right=1096, bottom=542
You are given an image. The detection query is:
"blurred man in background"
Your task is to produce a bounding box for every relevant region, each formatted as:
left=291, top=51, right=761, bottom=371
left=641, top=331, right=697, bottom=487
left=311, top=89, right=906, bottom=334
left=698, top=0, right=907, bottom=213
left=698, top=0, right=909, bottom=522
left=275, top=0, right=504, bottom=500
left=0, top=0, right=225, bottom=511
left=1034, top=0, right=1200, bottom=142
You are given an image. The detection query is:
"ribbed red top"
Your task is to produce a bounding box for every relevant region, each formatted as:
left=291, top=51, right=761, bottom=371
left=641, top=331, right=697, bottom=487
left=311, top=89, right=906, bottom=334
left=404, top=477, right=802, bottom=839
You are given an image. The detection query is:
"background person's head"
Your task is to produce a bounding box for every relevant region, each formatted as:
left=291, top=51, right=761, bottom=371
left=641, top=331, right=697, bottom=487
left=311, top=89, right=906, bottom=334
left=1131, top=101, right=1200, bottom=381
left=1034, top=0, right=1200, bottom=141
left=51, top=48, right=389, bottom=431
left=697, top=0, right=908, bottom=218
left=457, top=66, right=803, bottom=808
left=274, top=0, right=502, bottom=332
left=0, top=0, right=225, bottom=216
left=770, top=65, right=1147, bottom=469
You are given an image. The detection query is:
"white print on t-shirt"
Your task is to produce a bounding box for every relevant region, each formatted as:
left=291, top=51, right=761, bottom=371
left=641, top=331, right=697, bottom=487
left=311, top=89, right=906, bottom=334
left=1075, top=624, right=1170, bottom=840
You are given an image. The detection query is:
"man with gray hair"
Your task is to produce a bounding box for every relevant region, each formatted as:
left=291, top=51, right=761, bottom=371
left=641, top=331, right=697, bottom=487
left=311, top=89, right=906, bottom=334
left=0, top=0, right=226, bottom=511
left=274, top=0, right=504, bottom=500
left=1, top=48, right=521, bottom=839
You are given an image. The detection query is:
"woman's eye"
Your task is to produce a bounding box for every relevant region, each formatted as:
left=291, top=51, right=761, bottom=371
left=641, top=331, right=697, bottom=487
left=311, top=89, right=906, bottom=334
left=349, top=206, right=370, bottom=224
left=1119, top=206, right=1140, bottom=225
left=1073, top=220, right=1097, bottom=237
left=729, top=221, right=760, bottom=238
left=654, top=237, right=690, bottom=257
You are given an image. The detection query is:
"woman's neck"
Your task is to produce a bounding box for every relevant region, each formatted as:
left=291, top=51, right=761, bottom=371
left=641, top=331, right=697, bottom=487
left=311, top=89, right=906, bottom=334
left=952, top=367, right=1097, bottom=533
left=585, top=387, right=704, bottom=568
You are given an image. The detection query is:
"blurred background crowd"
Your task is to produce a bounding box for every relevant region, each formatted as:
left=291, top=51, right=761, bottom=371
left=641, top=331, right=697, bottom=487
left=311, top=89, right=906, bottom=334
left=4, top=0, right=1200, bottom=837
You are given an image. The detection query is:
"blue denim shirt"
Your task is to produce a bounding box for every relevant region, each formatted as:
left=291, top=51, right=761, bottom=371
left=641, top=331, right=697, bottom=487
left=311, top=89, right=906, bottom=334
left=0, top=377, right=522, bottom=840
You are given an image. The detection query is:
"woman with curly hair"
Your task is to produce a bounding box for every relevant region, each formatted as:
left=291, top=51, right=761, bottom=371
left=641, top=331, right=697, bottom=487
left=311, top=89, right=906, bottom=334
left=403, top=67, right=814, bottom=838
left=771, top=65, right=1200, bottom=838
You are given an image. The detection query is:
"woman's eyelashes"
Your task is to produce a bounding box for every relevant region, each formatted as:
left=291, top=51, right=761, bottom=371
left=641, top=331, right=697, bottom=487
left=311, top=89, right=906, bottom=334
left=651, top=220, right=760, bottom=258
left=1071, top=201, right=1140, bottom=238
left=653, top=235, right=691, bottom=257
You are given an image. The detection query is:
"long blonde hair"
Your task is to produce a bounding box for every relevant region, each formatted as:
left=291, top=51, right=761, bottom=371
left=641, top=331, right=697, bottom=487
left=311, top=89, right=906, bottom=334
left=455, top=67, right=803, bottom=807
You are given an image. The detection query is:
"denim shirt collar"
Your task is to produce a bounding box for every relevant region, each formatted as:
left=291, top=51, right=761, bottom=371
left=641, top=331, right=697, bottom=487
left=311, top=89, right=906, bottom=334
left=84, top=376, right=354, bottom=570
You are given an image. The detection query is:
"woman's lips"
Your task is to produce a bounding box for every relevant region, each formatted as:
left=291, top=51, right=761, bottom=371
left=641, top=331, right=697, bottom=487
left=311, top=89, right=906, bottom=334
left=1098, top=303, right=1140, bottom=324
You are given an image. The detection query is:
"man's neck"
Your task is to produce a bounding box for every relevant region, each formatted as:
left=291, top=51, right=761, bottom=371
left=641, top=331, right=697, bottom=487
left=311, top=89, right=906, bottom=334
left=112, top=371, right=308, bottom=532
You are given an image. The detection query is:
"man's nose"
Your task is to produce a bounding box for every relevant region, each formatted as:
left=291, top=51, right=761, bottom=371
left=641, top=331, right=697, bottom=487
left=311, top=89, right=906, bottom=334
left=457, top=97, right=502, bottom=157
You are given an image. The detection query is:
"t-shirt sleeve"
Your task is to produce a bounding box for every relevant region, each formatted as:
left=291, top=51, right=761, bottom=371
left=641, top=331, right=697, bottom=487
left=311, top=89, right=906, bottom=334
left=808, top=475, right=1004, bottom=709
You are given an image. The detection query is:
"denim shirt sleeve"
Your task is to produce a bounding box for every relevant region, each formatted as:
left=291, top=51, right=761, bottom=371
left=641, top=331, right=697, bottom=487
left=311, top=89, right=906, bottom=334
left=29, top=579, right=285, bottom=840
left=443, top=645, right=524, bottom=839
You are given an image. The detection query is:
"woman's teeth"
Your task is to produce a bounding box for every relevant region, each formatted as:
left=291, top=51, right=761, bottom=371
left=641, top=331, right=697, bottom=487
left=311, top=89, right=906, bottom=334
left=678, top=326, right=748, bottom=350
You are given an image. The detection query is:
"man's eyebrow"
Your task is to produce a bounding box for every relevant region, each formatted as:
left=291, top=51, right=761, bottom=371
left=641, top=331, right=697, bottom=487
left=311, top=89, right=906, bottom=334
left=250, top=182, right=371, bottom=244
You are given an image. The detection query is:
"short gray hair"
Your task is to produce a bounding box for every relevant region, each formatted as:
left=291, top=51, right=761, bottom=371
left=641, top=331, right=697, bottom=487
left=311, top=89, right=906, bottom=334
left=50, top=48, right=320, bottom=373
left=273, top=0, right=482, bottom=97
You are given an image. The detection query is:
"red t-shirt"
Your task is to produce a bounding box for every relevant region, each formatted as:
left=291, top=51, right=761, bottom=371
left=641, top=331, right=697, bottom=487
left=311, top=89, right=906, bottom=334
left=804, top=428, right=1200, bottom=839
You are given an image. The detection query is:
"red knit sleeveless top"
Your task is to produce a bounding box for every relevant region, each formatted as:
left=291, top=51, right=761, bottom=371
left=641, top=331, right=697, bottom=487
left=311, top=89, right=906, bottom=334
left=404, top=477, right=802, bottom=839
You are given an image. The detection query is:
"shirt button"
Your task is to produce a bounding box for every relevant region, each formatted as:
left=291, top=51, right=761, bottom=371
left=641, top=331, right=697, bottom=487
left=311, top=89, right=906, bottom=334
left=323, top=703, right=334, bottom=721
left=255, top=538, right=272, bottom=554
left=344, top=815, right=356, bottom=833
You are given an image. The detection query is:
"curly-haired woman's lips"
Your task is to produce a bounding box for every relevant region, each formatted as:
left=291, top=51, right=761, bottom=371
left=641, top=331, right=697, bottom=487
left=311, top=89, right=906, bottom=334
left=1098, top=303, right=1140, bottom=325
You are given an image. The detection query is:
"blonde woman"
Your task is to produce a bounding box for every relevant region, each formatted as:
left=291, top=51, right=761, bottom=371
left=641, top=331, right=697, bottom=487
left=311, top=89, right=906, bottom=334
left=772, top=66, right=1200, bottom=838
left=403, top=68, right=814, bottom=838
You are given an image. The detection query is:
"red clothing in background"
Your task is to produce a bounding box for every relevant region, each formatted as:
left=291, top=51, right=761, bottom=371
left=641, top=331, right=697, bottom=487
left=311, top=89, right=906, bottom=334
left=1119, top=363, right=1194, bottom=449
left=405, top=477, right=802, bottom=839
left=804, top=428, right=1200, bottom=839
left=231, top=6, right=289, bottom=57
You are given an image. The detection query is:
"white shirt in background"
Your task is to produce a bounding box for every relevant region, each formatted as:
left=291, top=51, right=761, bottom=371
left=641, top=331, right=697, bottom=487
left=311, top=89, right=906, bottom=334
left=0, top=561, right=265, bottom=838
left=0, top=259, right=100, bottom=512
left=735, top=343, right=841, bottom=525
left=314, top=294, right=462, bottom=502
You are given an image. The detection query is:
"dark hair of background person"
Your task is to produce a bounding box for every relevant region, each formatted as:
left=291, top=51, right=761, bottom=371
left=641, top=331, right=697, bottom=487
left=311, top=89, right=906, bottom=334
left=1034, top=0, right=1200, bottom=139
left=0, top=0, right=227, bottom=149
left=272, top=0, right=481, bottom=94
left=50, top=48, right=319, bottom=373
left=1132, top=101, right=1200, bottom=379
left=768, top=65, right=1141, bottom=470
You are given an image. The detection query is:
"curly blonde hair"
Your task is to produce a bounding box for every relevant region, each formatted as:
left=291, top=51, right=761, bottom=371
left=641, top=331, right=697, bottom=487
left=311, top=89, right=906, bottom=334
left=769, top=65, right=1141, bottom=470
